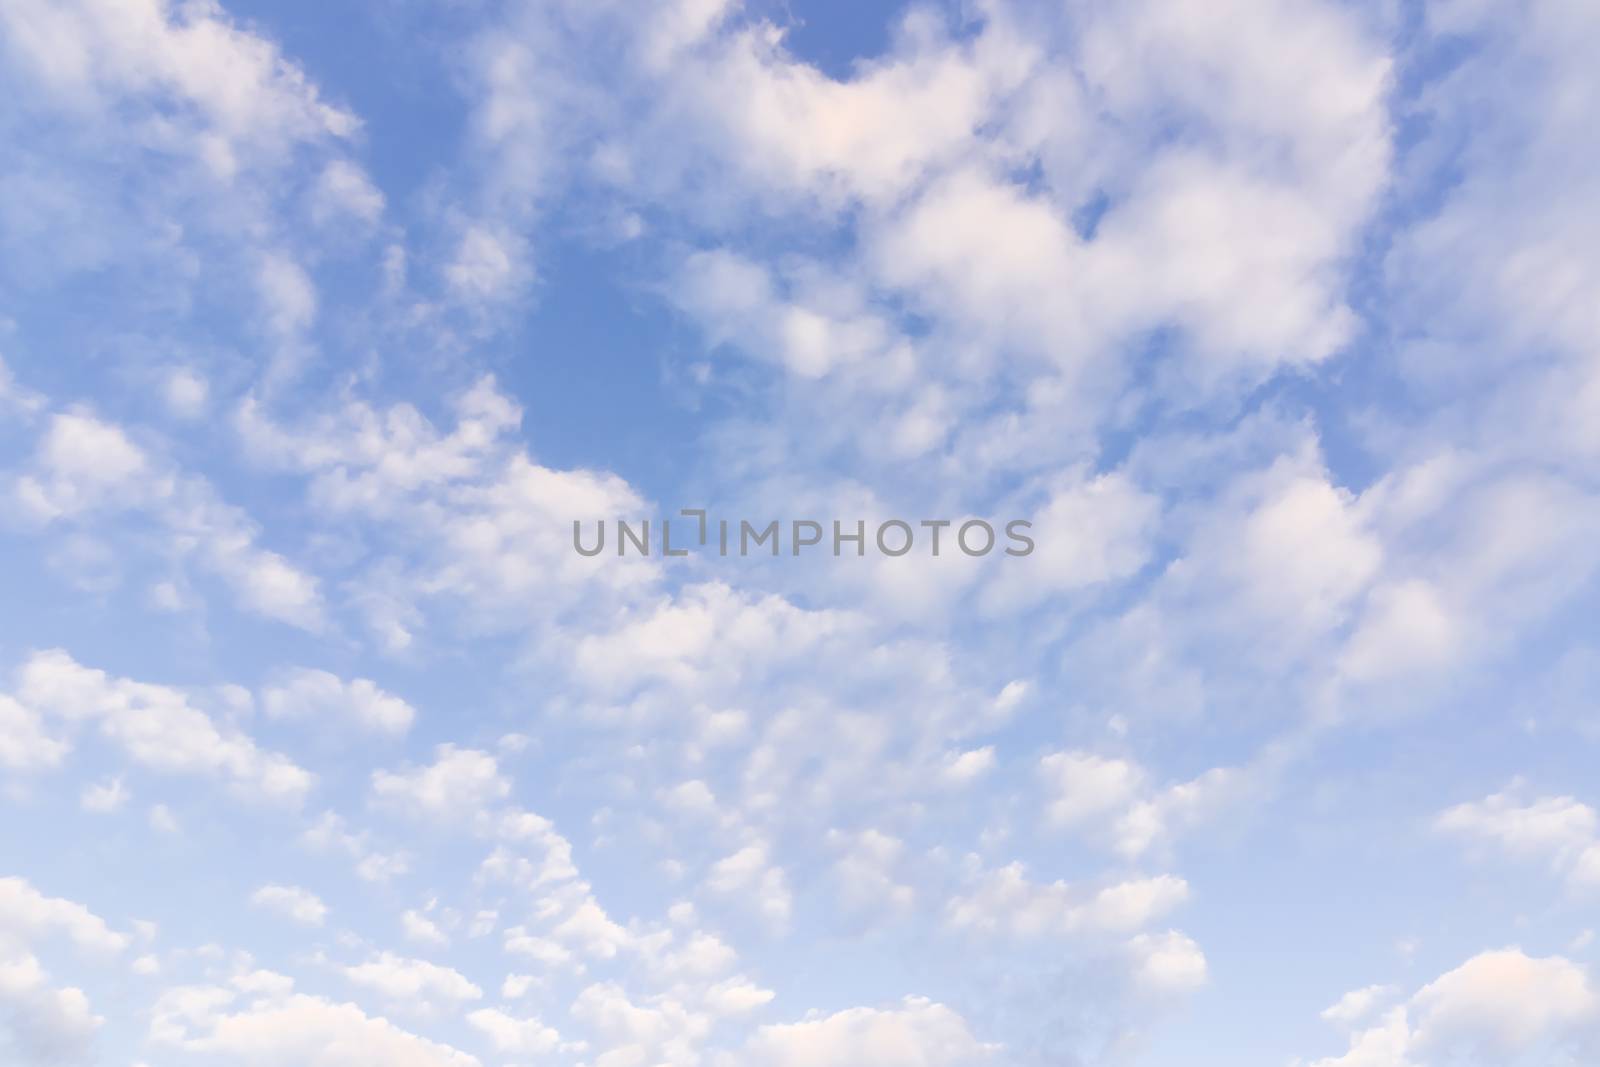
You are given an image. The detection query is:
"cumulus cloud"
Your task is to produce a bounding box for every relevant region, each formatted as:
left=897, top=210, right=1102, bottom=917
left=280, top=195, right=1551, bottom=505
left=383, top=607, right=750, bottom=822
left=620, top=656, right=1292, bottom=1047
left=151, top=982, right=480, bottom=1066
left=4, top=2, right=1599, bottom=1066
left=339, top=953, right=483, bottom=1014
left=249, top=885, right=328, bottom=927
left=1309, top=949, right=1600, bottom=1066
left=13, top=650, right=313, bottom=805
left=262, top=669, right=416, bottom=736
left=370, top=745, right=509, bottom=822
left=945, top=863, right=1190, bottom=941
left=12, top=411, right=324, bottom=629
left=0, top=879, right=123, bottom=1066
left=733, top=997, right=995, bottom=1067
left=1437, top=784, right=1600, bottom=895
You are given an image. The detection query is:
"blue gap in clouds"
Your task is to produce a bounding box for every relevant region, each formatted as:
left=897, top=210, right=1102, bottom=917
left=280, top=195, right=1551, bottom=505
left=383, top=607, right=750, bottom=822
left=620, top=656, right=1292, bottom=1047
left=500, top=240, right=724, bottom=506
left=224, top=0, right=472, bottom=202
left=756, top=0, right=903, bottom=79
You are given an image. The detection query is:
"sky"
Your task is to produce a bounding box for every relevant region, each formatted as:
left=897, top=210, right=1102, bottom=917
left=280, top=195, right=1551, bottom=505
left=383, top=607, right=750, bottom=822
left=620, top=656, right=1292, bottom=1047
left=1, top=0, right=1599, bottom=1065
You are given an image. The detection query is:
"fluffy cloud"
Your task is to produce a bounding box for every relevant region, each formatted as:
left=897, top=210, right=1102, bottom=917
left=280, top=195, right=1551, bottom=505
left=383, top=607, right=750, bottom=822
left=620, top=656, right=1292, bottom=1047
left=3, top=3, right=1598, bottom=1067
left=945, top=864, right=1190, bottom=941
left=0, top=695, right=67, bottom=771
left=14, top=650, right=313, bottom=805
left=339, top=953, right=483, bottom=1014
left=262, top=670, right=417, bottom=736
left=1310, top=950, right=1600, bottom=1066
left=0, top=952, right=102, bottom=1067
left=1437, top=785, right=1600, bottom=895
left=370, top=745, right=509, bottom=822
left=235, top=377, right=655, bottom=647
left=151, top=982, right=480, bottom=1066
left=464, top=1007, right=563, bottom=1057
left=0, top=879, right=122, bottom=1067
left=249, top=885, right=328, bottom=927
left=0, top=0, right=355, bottom=162
left=734, top=997, right=995, bottom=1067
left=1040, top=749, right=1244, bottom=859
left=0, top=878, right=127, bottom=956
left=12, top=411, right=324, bottom=629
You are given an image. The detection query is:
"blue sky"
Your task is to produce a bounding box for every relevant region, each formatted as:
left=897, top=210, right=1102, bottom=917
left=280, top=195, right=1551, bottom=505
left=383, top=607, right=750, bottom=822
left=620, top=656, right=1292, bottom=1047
left=2, top=1, right=1599, bottom=1065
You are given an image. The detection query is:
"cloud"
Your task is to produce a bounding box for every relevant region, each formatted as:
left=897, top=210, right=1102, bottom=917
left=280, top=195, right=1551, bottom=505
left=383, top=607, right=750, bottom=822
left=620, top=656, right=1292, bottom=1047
left=1322, top=985, right=1402, bottom=1029
left=1437, top=784, right=1600, bottom=895
left=945, top=863, right=1190, bottom=941
left=1310, top=949, right=1600, bottom=1066
left=1127, top=930, right=1210, bottom=995
left=733, top=997, right=995, bottom=1067
left=262, top=670, right=417, bottom=736
left=464, top=1007, right=562, bottom=1057
left=371, top=745, right=510, bottom=823
left=0, top=695, right=67, bottom=772
left=249, top=885, right=328, bottom=927
left=0, top=878, right=127, bottom=956
left=0, top=0, right=376, bottom=356
left=78, top=777, right=128, bottom=813
left=235, top=376, right=654, bottom=646
left=151, top=982, right=480, bottom=1066
left=14, top=649, right=314, bottom=805
left=161, top=368, right=209, bottom=420
left=0, top=0, right=356, bottom=160
left=313, top=160, right=385, bottom=224
left=13, top=410, right=324, bottom=629
left=1040, top=749, right=1245, bottom=859
left=400, top=910, right=447, bottom=949
left=704, top=843, right=794, bottom=928
left=0, top=952, right=102, bottom=1067
left=339, top=952, right=482, bottom=1014
left=0, top=879, right=122, bottom=1066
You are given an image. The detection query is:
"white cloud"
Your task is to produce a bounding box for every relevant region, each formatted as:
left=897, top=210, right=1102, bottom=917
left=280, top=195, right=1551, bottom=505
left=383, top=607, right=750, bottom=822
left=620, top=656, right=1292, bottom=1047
left=1323, top=985, right=1401, bottom=1029
left=15, top=649, right=313, bottom=805
left=1437, top=784, right=1600, bottom=895
left=980, top=471, right=1160, bottom=613
left=0, top=877, right=126, bottom=955
left=0, top=952, right=103, bottom=1066
left=78, top=778, right=128, bottom=813
left=257, top=252, right=316, bottom=336
left=300, top=813, right=411, bottom=884
left=235, top=376, right=654, bottom=644
left=151, top=984, right=480, bottom=1066
left=1311, top=950, right=1600, bottom=1066
left=313, top=159, right=384, bottom=224
left=371, top=745, right=509, bottom=822
left=148, top=804, right=180, bottom=835
left=446, top=225, right=523, bottom=304
left=1127, top=930, right=1209, bottom=995
left=828, top=830, right=915, bottom=915
left=14, top=411, right=154, bottom=520
left=0, top=0, right=356, bottom=157
left=14, top=410, right=324, bottom=629
left=249, top=885, right=328, bottom=927
left=400, top=910, right=447, bottom=949
left=464, top=1007, right=562, bottom=1057
left=936, top=747, right=996, bottom=788
left=946, top=864, right=1189, bottom=941
left=704, top=843, right=793, bottom=928
left=339, top=953, right=482, bottom=1013
left=1040, top=749, right=1244, bottom=859
left=162, top=368, right=209, bottom=420
left=0, top=694, right=67, bottom=772
left=1040, top=752, right=1145, bottom=828
left=733, top=997, right=995, bottom=1067
left=262, top=669, right=416, bottom=736
left=0, top=880, right=122, bottom=1064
